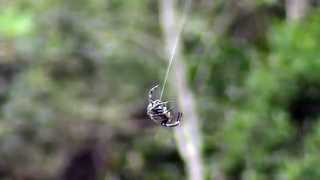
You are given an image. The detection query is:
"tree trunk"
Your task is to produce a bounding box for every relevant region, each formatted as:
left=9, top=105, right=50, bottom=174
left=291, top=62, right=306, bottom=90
left=159, top=1, right=204, bottom=180
left=286, top=0, right=310, bottom=21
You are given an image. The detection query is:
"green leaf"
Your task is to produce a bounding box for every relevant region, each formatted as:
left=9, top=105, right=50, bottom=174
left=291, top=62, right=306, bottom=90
left=0, top=7, right=33, bottom=37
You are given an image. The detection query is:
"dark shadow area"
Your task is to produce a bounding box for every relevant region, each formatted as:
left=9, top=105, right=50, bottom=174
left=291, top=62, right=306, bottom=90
left=289, top=80, right=320, bottom=136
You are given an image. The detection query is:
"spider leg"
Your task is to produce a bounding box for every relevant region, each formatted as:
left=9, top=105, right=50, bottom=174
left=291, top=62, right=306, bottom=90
left=149, top=85, right=159, bottom=102
left=160, top=111, right=182, bottom=127
left=158, top=101, right=169, bottom=105
left=161, top=110, right=171, bottom=115
left=161, top=119, right=180, bottom=127
left=162, top=107, right=175, bottom=114
left=175, top=112, right=183, bottom=122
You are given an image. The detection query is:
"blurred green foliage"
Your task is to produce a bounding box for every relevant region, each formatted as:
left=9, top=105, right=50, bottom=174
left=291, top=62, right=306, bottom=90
left=1, top=0, right=320, bottom=180
left=0, top=7, right=33, bottom=37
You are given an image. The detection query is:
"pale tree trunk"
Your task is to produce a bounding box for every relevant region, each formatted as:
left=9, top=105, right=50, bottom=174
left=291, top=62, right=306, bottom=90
left=159, top=1, right=204, bottom=180
left=286, top=0, right=310, bottom=21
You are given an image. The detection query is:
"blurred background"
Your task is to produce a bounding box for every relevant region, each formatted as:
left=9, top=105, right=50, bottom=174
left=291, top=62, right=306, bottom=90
left=1, top=0, right=320, bottom=179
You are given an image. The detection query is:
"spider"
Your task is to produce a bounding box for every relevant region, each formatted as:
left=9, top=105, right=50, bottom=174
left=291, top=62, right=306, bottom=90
left=147, top=85, right=182, bottom=127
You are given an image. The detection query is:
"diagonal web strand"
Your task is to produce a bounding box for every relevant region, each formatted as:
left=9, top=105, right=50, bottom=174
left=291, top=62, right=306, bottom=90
left=159, top=0, right=192, bottom=100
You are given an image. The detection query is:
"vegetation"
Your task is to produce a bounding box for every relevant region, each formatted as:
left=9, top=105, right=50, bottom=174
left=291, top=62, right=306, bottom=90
left=0, top=0, right=320, bottom=179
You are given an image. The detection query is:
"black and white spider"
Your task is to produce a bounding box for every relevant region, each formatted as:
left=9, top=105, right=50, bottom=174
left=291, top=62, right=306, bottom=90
left=147, top=85, right=182, bottom=127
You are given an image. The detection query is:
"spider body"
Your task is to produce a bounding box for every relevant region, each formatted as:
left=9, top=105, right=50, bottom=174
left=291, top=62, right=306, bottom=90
left=147, top=85, right=182, bottom=127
